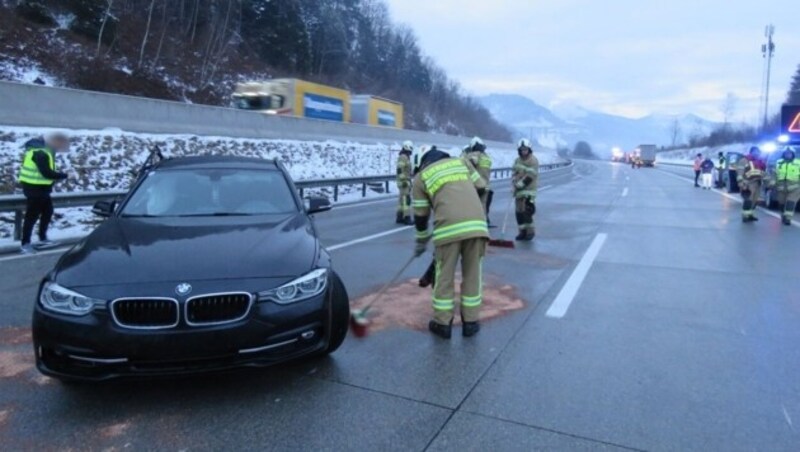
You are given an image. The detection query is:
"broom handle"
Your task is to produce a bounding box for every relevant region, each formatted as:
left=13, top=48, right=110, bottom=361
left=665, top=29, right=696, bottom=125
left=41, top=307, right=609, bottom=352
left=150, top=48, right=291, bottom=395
left=500, top=195, right=514, bottom=236
left=362, top=253, right=418, bottom=314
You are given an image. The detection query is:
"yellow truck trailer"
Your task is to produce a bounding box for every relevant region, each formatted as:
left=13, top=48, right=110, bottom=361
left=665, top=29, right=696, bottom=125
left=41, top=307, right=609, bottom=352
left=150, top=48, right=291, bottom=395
left=350, top=95, right=404, bottom=128
left=233, top=78, right=351, bottom=123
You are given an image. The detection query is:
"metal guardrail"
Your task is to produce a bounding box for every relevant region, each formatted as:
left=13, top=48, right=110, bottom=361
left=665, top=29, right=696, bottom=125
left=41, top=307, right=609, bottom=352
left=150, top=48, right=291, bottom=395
left=0, top=162, right=571, bottom=240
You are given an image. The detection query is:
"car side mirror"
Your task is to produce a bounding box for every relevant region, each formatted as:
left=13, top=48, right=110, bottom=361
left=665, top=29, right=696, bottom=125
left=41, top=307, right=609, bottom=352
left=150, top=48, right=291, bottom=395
left=305, top=196, right=332, bottom=214
left=92, top=200, right=116, bottom=217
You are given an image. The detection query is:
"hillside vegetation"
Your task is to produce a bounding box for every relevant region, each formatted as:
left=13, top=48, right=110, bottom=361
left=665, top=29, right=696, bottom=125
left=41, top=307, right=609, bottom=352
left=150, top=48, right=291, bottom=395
left=0, top=0, right=511, bottom=140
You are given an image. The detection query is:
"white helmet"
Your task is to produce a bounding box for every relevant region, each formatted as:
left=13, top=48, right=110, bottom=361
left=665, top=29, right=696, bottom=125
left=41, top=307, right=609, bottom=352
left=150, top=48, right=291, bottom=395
left=470, top=136, right=486, bottom=152
left=402, top=140, right=414, bottom=152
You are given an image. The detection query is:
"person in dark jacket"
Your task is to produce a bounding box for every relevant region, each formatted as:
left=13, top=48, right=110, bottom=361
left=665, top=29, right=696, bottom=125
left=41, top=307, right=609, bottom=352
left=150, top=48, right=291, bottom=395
left=17, top=133, right=69, bottom=254
left=700, top=156, right=715, bottom=190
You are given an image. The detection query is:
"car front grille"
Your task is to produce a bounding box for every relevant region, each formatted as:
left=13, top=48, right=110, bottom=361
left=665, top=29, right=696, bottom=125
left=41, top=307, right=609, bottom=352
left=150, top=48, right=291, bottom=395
left=111, top=298, right=180, bottom=329
left=186, top=293, right=252, bottom=325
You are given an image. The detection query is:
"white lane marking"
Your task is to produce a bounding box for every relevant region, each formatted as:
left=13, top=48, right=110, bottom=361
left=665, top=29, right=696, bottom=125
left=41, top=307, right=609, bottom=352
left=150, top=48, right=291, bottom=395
left=622, top=187, right=629, bottom=197
left=327, top=226, right=413, bottom=251
left=0, top=247, right=69, bottom=263
left=783, top=405, right=795, bottom=431
left=546, top=233, right=608, bottom=319
left=658, top=170, right=800, bottom=228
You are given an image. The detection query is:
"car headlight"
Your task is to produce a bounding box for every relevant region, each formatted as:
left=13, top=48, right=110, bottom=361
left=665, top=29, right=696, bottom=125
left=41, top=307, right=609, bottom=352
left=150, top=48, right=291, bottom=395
left=258, top=269, right=328, bottom=304
left=39, top=282, right=103, bottom=316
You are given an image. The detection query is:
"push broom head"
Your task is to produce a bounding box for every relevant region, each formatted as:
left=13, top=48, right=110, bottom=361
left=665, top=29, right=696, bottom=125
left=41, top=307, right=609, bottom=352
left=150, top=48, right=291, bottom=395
left=488, top=238, right=515, bottom=249
left=349, top=309, right=370, bottom=338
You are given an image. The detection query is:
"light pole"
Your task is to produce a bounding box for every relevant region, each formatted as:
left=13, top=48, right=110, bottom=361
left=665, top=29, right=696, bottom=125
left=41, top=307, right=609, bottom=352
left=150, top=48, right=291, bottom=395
left=761, top=25, right=776, bottom=130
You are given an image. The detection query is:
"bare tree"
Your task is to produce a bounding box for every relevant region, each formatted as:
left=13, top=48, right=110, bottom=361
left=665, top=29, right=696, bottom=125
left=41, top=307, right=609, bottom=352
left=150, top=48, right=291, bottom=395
left=138, top=0, right=157, bottom=69
left=669, top=118, right=683, bottom=147
left=96, top=0, right=115, bottom=57
left=721, top=92, right=738, bottom=128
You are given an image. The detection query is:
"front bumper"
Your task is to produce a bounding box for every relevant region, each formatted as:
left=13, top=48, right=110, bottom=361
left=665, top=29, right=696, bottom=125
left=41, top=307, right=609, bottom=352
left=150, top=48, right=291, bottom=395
left=32, top=291, right=332, bottom=381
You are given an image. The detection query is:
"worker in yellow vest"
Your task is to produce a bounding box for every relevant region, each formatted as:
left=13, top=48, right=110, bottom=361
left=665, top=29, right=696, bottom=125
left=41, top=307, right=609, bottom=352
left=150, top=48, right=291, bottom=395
left=17, top=133, right=69, bottom=254
left=770, top=148, right=800, bottom=225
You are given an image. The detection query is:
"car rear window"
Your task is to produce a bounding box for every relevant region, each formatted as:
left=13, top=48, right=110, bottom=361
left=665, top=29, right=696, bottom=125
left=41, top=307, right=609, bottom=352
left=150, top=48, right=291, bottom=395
left=121, top=168, right=298, bottom=217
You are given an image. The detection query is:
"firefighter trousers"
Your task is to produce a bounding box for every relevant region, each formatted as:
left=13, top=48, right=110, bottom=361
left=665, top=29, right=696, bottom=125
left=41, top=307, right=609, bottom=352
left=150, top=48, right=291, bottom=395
left=515, top=196, right=535, bottom=233
left=432, top=238, right=487, bottom=325
left=740, top=179, right=762, bottom=218
left=776, top=186, right=800, bottom=220
left=397, top=183, right=411, bottom=216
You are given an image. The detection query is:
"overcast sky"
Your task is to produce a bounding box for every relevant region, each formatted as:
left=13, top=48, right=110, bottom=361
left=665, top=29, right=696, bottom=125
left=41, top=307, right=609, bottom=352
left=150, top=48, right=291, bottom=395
left=385, top=0, right=799, bottom=122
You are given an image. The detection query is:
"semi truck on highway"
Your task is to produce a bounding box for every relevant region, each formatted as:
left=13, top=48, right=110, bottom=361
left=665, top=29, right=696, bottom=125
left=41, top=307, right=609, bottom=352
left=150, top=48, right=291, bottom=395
left=232, top=79, right=404, bottom=128
left=637, top=144, right=657, bottom=167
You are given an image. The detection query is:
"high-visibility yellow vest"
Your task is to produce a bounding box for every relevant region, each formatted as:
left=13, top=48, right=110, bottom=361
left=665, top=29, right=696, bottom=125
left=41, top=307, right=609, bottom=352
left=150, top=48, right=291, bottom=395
left=17, top=148, right=55, bottom=186
left=776, top=159, right=800, bottom=183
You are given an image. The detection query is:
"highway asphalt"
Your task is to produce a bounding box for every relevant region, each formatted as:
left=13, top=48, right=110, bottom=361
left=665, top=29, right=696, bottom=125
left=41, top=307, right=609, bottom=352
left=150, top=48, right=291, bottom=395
left=1, top=161, right=799, bottom=451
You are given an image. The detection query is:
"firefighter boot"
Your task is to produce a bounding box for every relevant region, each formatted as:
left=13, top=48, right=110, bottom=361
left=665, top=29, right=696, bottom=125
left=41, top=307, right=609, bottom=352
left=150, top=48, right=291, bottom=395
left=514, top=212, right=527, bottom=240
left=428, top=320, right=452, bottom=339
left=419, top=260, right=436, bottom=288
left=396, top=212, right=404, bottom=224
left=403, top=216, right=414, bottom=225
left=462, top=317, right=481, bottom=337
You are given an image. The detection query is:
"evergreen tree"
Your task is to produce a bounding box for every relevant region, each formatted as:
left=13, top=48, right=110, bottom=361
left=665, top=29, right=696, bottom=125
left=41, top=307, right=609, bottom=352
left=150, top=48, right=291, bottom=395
left=788, top=64, right=800, bottom=105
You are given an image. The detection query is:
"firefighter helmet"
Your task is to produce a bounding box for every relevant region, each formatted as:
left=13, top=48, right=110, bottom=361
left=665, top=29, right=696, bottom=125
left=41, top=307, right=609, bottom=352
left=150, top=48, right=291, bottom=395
left=470, top=136, right=486, bottom=152
left=518, top=138, right=533, bottom=155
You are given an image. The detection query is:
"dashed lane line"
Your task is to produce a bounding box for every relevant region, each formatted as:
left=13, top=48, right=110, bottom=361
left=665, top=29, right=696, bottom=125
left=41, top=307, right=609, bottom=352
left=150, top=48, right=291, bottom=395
left=546, top=233, right=608, bottom=319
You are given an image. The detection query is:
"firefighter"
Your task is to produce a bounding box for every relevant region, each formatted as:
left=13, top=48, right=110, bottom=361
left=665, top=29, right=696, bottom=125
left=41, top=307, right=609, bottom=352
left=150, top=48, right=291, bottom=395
left=738, top=146, right=767, bottom=223
left=770, top=148, right=800, bottom=225
left=513, top=139, right=539, bottom=241
left=17, top=132, right=69, bottom=254
left=396, top=141, right=414, bottom=225
left=412, top=146, right=488, bottom=339
left=464, top=137, right=493, bottom=222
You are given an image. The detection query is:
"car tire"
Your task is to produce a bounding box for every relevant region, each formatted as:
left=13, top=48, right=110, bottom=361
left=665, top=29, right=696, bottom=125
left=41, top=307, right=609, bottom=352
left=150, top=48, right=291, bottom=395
left=322, top=271, right=349, bottom=355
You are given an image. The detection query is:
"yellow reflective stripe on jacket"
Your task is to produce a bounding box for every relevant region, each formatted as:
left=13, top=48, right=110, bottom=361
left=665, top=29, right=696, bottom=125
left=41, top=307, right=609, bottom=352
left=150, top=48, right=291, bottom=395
left=421, top=160, right=471, bottom=195
left=412, top=199, right=430, bottom=208
left=17, top=148, right=55, bottom=186
left=478, top=155, right=492, bottom=169
left=433, top=220, right=488, bottom=242
left=514, top=164, right=537, bottom=175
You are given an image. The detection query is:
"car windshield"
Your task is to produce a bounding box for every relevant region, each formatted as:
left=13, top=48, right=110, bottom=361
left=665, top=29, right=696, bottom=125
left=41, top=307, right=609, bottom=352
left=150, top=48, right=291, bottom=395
left=121, top=168, right=297, bottom=217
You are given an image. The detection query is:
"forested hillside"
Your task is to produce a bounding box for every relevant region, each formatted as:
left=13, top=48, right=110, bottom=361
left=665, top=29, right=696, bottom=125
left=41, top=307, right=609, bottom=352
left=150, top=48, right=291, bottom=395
left=0, top=0, right=511, bottom=140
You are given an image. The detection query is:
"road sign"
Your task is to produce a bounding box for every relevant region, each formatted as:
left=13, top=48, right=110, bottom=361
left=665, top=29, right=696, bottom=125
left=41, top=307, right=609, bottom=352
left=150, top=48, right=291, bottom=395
left=782, top=105, right=800, bottom=135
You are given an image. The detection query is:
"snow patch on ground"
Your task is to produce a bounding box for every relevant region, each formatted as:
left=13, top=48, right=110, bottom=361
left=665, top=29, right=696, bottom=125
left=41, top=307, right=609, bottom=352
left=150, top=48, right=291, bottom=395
left=0, top=56, right=60, bottom=86
left=0, top=125, right=564, bottom=243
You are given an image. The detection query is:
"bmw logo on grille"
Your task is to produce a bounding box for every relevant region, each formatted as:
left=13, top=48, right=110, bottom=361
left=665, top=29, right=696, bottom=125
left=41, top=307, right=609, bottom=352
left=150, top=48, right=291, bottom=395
left=175, top=283, right=192, bottom=296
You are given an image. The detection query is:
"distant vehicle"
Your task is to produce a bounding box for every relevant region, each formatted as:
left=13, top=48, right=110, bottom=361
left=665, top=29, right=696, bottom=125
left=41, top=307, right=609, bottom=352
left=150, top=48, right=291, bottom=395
left=611, top=147, right=624, bottom=162
left=233, top=78, right=351, bottom=122
left=637, top=144, right=657, bottom=167
left=33, top=155, right=350, bottom=381
left=721, top=152, right=744, bottom=193
left=232, top=78, right=404, bottom=128
left=350, top=95, right=404, bottom=128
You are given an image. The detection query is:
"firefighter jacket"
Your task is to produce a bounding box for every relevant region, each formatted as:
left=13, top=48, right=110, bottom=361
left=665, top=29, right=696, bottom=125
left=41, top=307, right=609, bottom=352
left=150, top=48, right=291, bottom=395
left=412, top=157, right=488, bottom=246
left=397, top=154, right=412, bottom=188
left=738, top=156, right=766, bottom=182
left=513, top=154, right=539, bottom=198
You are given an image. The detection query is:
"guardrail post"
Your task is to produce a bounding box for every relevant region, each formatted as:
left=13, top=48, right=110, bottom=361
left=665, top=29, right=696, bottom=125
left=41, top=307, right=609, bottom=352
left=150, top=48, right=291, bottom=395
left=299, top=188, right=304, bottom=199
left=13, top=209, right=22, bottom=242
left=385, top=181, right=390, bottom=193
left=334, top=185, right=339, bottom=202
left=362, top=183, right=367, bottom=198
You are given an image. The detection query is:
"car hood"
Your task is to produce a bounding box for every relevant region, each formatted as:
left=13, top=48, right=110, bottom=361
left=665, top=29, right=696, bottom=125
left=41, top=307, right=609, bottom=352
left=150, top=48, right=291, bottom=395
left=55, top=213, right=319, bottom=287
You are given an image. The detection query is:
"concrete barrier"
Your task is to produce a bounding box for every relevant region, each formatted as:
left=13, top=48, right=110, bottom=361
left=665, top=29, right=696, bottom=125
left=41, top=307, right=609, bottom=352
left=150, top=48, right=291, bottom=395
left=0, top=81, right=516, bottom=149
